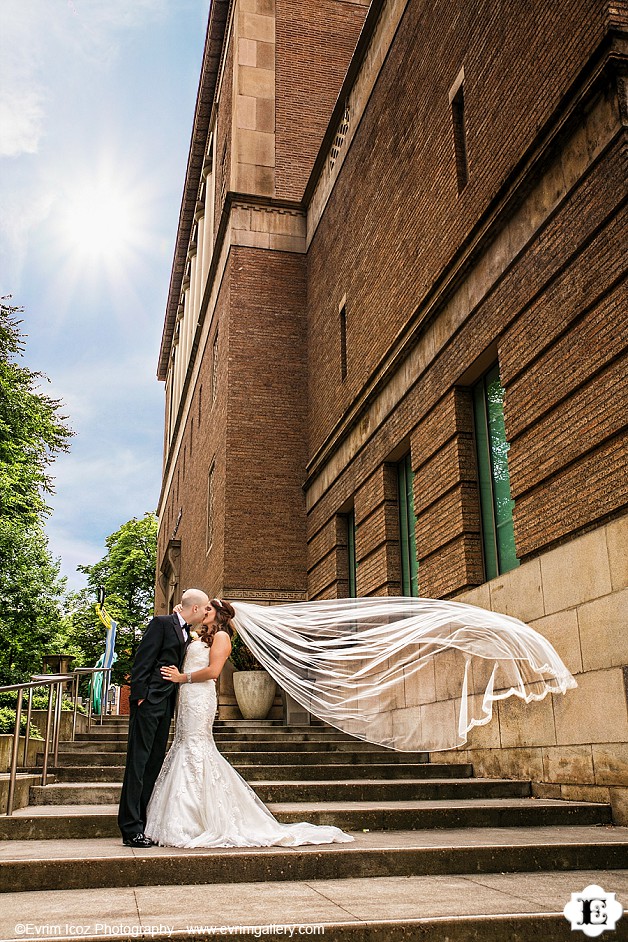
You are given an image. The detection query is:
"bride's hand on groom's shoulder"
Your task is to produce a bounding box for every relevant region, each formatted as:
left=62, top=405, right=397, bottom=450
left=173, top=603, right=184, bottom=616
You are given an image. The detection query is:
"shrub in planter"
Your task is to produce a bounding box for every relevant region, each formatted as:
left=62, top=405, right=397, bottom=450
left=0, top=691, right=86, bottom=714
left=0, top=707, right=43, bottom=739
left=229, top=633, right=264, bottom=672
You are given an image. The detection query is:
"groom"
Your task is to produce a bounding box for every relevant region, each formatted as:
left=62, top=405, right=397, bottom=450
left=117, top=588, right=209, bottom=846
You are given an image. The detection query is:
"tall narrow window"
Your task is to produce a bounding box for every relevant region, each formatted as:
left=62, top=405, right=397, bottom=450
left=206, top=462, right=215, bottom=553
left=451, top=83, right=468, bottom=193
left=340, top=304, right=347, bottom=380
left=211, top=331, right=219, bottom=404
left=346, top=509, right=357, bottom=597
left=472, top=364, right=519, bottom=580
left=397, top=453, right=418, bottom=596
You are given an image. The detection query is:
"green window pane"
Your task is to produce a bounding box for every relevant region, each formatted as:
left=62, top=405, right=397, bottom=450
left=473, top=379, right=499, bottom=580
left=347, top=509, right=357, bottom=598
left=398, top=454, right=419, bottom=596
left=484, top=366, right=519, bottom=574
left=472, top=365, right=519, bottom=581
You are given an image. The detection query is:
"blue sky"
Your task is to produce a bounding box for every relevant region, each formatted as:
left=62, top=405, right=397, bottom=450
left=0, top=0, right=210, bottom=591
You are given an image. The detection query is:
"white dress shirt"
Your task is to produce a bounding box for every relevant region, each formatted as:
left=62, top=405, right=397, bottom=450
left=176, top=610, right=188, bottom=642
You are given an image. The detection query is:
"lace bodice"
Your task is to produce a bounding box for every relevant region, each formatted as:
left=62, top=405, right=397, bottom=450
left=183, top=638, right=212, bottom=671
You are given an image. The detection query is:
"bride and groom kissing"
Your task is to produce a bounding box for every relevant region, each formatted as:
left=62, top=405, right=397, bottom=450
left=117, top=588, right=354, bottom=849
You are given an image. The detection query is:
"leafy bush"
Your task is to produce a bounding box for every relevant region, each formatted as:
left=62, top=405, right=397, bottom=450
left=229, top=633, right=264, bottom=672
left=0, top=707, right=43, bottom=739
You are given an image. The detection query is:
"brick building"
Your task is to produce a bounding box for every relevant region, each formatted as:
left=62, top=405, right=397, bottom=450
left=156, top=0, right=628, bottom=816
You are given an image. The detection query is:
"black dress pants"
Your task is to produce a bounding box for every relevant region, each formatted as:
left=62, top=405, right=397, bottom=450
left=117, top=695, right=174, bottom=838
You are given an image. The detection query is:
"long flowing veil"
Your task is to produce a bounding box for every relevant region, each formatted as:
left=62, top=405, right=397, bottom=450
left=230, top=596, right=577, bottom=752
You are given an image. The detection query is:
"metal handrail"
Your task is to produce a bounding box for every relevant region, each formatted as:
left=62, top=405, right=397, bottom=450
left=1, top=665, right=114, bottom=816
left=1, top=675, right=74, bottom=816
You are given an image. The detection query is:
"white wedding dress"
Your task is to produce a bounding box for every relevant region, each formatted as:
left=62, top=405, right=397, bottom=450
left=144, top=639, right=355, bottom=848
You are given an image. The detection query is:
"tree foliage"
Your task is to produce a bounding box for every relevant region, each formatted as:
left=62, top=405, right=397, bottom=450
left=0, top=521, right=68, bottom=684
left=0, top=299, right=73, bottom=527
left=0, top=299, right=74, bottom=685
left=73, top=513, right=158, bottom=685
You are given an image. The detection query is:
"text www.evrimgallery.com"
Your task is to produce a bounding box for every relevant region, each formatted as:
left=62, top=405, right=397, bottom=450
left=13, top=923, right=327, bottom=938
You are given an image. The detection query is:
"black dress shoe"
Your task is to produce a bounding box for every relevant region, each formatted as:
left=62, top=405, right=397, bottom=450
left=122, top=833, right=154, bottom=847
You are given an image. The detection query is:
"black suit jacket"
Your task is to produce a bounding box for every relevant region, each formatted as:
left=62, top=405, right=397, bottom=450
left=129, top=614, right=190, bottom=706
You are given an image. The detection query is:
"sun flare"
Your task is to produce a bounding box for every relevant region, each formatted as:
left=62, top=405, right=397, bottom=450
left=59, top=183, right=139, bottom=265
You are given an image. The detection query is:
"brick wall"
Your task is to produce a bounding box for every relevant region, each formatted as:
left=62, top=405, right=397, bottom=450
left=225, top=245, right=308, bottom=593
left=305, top=0, right=627, bottom=599
left=307, top=0, right=611, bottom=457
left=156, top=260, right=232, bottom=611
left=275, top=0, right=368, bottom=201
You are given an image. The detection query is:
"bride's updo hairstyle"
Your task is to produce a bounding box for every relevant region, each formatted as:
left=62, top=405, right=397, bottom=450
left=198, top=598, right=235, bottom=648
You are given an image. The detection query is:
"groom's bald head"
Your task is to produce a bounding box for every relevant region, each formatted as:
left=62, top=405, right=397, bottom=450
left=180, top=588, right=209, bottom=626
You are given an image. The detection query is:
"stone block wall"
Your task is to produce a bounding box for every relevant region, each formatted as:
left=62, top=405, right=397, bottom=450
left=427, top=517, right=628, bottom=824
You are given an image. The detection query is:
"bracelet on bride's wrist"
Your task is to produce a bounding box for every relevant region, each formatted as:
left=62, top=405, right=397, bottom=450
left=187, top=671, right=192, bottom=684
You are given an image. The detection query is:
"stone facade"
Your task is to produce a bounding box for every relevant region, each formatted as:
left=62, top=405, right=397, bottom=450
left=156, top=0, right=627, bottom=805
left=429, top=518, right=628, bottom=825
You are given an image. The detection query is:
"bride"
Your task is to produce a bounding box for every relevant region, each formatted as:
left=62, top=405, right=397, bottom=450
left=144, top=592, right=576, bottom=848
left=143, top=598, right=355, bottom=848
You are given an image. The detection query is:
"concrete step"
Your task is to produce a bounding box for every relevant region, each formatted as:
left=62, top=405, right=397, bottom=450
left=1, top=871, right=627, bottom=942
left=71, top=730, right=366, bottom=744
left=208, top=738, right=411, bottom=752
left=1, top=826, right=626, bottom=893
left=28, top=778, right=534, bottom=805
left=42, top=763, right=472, bottom=783
left=35, top=747, right=434, bottom=767
left=212, top=731, right=366, bottom=742
left=0, top=798, right=614, bottom=840
left=39, top=737, right=402, bottom=762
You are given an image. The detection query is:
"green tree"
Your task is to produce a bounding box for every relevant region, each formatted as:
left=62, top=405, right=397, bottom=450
left=0, top=298, right=74, bottom=684
left=0, top=299, right=73, bottom=527
left=0, top=522, right=68, bottom=684
left=74, top=513, right=158, bottom=685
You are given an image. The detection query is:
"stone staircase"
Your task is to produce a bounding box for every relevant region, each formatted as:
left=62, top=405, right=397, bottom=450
left=0, top=714, right=626, bottom=941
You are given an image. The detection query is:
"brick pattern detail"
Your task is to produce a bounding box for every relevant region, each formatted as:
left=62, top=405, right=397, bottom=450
left=411, top=389, right=483, bottom=597
left=225, top=245, right=308, bottom=592
left=307, top=121, right=627, bottom=596
left=156, top=260, right=233, bottom=612
left=275, top=0, right=368, bottom=201
left=308, top=515, right=351, bottom=600
left=353, top=465, right=402, bottom=596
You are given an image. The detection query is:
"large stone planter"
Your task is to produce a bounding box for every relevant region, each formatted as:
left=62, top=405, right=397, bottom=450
left=0, top=734, right=42, bottom=772
left=232, top=671, right=277, bottom=720
left=30, top=710, right=88, bottom=741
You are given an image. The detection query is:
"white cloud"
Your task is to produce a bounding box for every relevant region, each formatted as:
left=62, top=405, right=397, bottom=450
left=0, top=90, right=45, bottom=158
left=39, top=352, right=163, bottom=426
left=46, top=443, right=162, bottom=589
